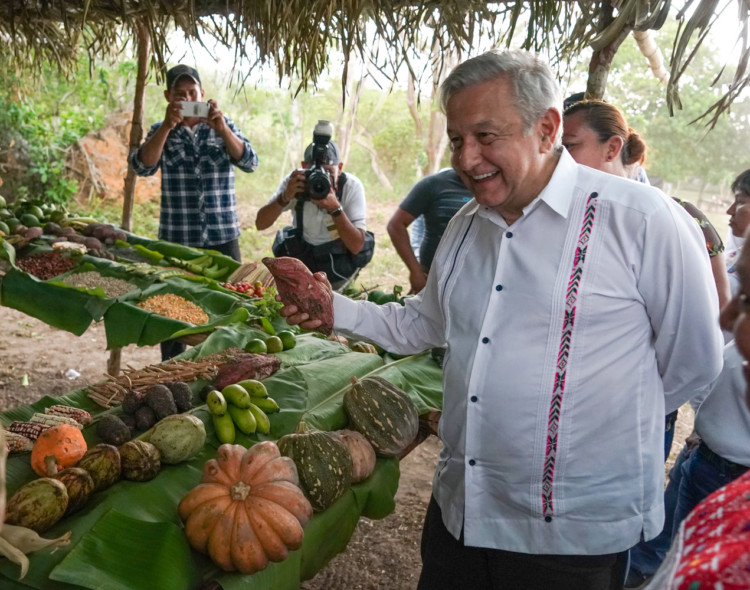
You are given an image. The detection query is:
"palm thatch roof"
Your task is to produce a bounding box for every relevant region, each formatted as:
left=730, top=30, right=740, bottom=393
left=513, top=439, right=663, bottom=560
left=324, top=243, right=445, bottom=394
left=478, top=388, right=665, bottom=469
left=1, top=1, right=748, bottom=126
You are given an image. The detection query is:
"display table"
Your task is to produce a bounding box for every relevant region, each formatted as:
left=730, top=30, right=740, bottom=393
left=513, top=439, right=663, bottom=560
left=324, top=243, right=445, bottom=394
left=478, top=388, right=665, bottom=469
left=0, top=331, right=444, bottom=590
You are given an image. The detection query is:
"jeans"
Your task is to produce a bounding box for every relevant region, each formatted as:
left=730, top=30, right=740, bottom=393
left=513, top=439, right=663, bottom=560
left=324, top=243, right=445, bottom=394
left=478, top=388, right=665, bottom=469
left=664, top=409, right=678, bottom=461
left=626, top=442, right=749, bottom=585
left=671, top=441, right=749, bottom=533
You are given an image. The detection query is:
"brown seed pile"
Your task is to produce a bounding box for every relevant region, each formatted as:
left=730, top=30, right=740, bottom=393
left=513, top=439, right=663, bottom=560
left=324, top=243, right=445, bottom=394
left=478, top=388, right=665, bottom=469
left=61, top=271, right=137, bottom=298
left=137, top=293, right=209, bottom=325
left=17, top=251, right=76, bottom=279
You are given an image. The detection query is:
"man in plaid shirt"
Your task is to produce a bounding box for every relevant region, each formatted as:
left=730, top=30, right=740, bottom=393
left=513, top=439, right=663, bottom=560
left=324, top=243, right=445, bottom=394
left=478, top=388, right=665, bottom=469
left=129, top=64, right=258, bottom=259
left=129, top=64, right=259, bottom=358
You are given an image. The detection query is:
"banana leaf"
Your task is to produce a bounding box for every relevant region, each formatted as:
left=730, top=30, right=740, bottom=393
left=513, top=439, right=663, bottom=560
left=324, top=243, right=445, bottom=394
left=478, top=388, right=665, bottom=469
left=0, top=338, right=443, bottom=590
left=0, top=268, right=93, bottom=335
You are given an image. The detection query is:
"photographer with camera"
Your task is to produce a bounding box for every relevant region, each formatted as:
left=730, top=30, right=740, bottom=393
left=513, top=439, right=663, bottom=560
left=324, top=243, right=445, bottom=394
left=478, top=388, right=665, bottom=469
left=255, top=121, right=373, bottom=289
left=130, top=64, right=259, bottom=360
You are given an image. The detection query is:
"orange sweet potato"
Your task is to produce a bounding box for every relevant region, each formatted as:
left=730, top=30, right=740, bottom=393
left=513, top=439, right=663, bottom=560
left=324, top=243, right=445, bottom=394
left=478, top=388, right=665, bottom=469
left=262, top=257, right=334, bottom=334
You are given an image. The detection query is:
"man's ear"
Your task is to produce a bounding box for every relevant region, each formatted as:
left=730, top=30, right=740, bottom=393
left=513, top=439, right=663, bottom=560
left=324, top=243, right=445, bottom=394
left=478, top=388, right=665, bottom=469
left=538, top=108, right=561, bottom=153
left=163, top=89, right=170, bottom=102
left=337, top=163, right=344, bottom=174
left=200, top=88, right=205, bottom=100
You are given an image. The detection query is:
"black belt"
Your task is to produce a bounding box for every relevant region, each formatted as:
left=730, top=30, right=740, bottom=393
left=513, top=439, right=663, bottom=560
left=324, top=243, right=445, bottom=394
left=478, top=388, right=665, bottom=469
left=697, top=441, right=750, bottom=479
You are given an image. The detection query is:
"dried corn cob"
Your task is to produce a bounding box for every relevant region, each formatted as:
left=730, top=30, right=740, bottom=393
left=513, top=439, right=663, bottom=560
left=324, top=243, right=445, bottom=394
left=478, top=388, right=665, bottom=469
left=4, top=432, right=34, bottom=453
left=29, top=413, right=83, bottom=429
left=45, top=405, right=92, bottom=425
left=8, top=421, right=50, bottom=441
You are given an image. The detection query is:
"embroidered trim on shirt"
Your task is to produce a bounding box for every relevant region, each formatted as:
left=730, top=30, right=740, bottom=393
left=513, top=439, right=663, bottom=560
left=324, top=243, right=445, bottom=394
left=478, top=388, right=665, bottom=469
left=541, top=191, right=599, bottom=518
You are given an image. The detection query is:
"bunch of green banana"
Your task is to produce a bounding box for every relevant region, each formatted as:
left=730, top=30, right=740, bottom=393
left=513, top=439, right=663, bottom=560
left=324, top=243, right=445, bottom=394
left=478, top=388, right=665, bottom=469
left=206, top=379, right=280, bottom=444
left=61, top=216, right=99, bottom=231
left=165, top=254, right=228, bottom=279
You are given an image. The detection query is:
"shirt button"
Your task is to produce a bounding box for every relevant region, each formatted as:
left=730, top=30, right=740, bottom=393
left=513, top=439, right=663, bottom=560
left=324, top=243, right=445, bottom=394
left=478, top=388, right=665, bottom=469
left=506, top=231, right=513, bottom=238
left=482, top=337, right=489, bottom=344
left=544, top=516, right=552, bottom=523
left=495, top=284, right=503, bottom=291
left=470, top=396, right=478, bottom=402
left=469, top=459, right=476, bottom=466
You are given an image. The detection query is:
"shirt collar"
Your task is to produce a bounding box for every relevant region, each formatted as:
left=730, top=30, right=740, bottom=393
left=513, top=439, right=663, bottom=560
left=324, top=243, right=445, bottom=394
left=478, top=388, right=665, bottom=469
left=459, top=149, right=580, bottom=220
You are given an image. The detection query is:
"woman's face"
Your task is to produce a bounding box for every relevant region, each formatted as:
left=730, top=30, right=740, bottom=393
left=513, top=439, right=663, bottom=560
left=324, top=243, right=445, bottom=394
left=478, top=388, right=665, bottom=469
left=727, top=191, right=750, bottom=238
left=562, top=111, right=611, bottom=170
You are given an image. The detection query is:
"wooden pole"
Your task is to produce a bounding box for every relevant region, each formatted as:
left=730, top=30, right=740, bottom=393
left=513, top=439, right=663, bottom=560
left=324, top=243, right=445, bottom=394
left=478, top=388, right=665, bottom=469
left=110, top=19, right=150, bottom=378
left=121, top=19, right=150, bottom=231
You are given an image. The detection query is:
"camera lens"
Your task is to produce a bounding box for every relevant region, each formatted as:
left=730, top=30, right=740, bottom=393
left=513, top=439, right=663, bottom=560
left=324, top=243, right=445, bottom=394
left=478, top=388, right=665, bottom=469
left=306, top=168, right=332, bottom=199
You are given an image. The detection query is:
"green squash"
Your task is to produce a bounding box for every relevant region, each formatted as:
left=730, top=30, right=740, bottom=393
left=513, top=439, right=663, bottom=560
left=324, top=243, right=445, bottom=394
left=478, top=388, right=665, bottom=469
left=277, top=422, right=352, bottom=512
left=344, top=376, right=419, bottom=457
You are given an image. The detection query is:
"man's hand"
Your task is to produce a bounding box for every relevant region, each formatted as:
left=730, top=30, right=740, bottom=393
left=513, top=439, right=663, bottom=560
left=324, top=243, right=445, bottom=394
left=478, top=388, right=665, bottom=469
left=206, top=99, right=227, bottom=134
left=409, top=268, right=428, bottom=294
left=311, top=189, right=340, bottom=214
left=280, top=170, right=307, bottom=205
left=164, top=99, right=185, bottom=130
left=277, top=271, right=330, bottom=331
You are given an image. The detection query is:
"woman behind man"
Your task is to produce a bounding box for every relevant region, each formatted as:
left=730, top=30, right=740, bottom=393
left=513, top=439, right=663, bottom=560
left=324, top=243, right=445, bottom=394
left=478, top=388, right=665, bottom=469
left=562, top=99, right=735, bottom=587
left=562, top=100, right=730, bottom=309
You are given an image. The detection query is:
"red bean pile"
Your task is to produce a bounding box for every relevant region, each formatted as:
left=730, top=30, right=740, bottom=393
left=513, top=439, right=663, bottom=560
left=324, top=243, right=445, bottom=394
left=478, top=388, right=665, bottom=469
left=16, top=251, right=77, bottom=280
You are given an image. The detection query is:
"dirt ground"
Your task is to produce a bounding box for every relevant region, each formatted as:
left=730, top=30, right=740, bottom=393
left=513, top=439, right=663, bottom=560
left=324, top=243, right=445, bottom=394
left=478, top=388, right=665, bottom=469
left=0, top=304, right=694, bottom=590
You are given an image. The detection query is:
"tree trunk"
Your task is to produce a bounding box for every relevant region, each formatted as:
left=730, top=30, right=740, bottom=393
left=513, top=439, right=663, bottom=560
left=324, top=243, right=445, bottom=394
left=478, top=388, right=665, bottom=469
left=121, top=19, right=150, bottom=231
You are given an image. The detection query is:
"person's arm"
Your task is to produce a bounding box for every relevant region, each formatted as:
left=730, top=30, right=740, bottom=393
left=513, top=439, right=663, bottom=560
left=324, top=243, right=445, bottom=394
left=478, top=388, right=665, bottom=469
left=640, top=202, right=724, bottom=413
left=387, top=207, right=427, bottom=293
left=255, top=172, right=305, bottom=230
left=205, top=101, right=258, bottom=168
left=136, top=100, right=185, bottom=168
left=710, top=253, right=732, bottom=310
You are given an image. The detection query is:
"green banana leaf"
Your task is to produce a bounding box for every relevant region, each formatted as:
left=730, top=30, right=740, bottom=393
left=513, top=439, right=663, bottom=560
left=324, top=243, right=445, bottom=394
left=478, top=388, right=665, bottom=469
left=0, top=268, right=94, bottom=335
left=0, top=338, right=444, bottom=590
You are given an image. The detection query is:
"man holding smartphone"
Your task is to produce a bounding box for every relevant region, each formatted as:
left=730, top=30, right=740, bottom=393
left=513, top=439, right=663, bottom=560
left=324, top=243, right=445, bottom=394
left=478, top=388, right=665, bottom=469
left=129, top=64, right=259, bottom=359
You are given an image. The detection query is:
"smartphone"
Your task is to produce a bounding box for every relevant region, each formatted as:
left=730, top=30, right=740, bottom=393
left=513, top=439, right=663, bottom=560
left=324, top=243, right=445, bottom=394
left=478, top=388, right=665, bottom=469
left=180, top=101, right=210, bottom=118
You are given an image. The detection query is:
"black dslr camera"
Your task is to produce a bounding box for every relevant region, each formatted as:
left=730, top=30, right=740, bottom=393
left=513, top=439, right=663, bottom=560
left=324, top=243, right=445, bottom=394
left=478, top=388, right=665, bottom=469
left=302, top=120, right=335, bottom=200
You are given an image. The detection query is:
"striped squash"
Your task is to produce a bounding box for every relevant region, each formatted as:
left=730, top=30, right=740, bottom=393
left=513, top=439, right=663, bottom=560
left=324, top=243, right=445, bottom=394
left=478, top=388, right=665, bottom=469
left=277, top=422, right=352, bottom=512
left=344, top=376, right=419, bottom=457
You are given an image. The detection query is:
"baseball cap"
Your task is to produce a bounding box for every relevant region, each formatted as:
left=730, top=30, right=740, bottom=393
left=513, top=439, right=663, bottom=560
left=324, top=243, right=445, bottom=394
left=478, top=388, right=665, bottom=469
left=166, top=65, right=201, bottom=89
left=304, top=140, right=340, bottom=165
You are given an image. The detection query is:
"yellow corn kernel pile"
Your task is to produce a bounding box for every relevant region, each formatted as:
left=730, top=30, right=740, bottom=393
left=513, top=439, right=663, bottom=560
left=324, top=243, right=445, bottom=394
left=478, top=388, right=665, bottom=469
left=137, top=293, right=209, bottom=325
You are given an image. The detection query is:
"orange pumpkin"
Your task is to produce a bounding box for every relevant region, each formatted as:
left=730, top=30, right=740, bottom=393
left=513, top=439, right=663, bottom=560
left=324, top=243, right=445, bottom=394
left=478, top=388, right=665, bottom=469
left=30, top=424, right=87, bottom=477
left=178, top=441, right=313, bottom=574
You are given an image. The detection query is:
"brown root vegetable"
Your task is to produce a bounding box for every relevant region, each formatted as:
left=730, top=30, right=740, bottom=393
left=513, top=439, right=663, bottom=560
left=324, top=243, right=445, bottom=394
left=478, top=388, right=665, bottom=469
left=261, top=257, right=334, bottom=334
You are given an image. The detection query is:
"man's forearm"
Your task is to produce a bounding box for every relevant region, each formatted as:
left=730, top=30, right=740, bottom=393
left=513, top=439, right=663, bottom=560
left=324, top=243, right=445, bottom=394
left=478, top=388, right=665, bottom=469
left=255, top=199, right=285, bottom=230
left=388, top=219, right=423, bottom=276
left=220, top=126, right=246, bottom=161
left=137, top=124, right=171, bottom=168
left=332, top=213, right=365, bottom=254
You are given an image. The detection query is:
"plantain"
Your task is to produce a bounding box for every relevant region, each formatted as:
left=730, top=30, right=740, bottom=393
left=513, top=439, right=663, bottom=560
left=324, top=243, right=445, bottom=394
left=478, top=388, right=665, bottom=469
left=227, top=404, right=257, bottom=435
left=212, top=412, right=236, bottom=444
left=250, top=396, right=280, bottom=414
left=247, top=402, right=271, bottom=434
left=206, top=390, right=228, bottom=416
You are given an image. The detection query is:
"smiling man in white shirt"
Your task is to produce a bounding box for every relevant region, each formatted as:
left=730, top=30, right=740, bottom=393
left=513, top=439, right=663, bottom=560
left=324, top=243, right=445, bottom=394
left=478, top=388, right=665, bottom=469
left=279, top=50, right=723, bottom=589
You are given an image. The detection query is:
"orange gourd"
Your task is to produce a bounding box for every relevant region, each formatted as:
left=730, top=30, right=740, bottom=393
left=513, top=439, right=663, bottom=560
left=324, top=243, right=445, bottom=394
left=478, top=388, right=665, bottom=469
left=178, top=440, right=313, bottom=574
left=30, top=424, right=87, bottom=477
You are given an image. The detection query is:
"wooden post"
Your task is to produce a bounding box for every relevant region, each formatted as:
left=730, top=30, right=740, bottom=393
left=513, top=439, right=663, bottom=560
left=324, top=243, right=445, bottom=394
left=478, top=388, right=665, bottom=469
left=109, top=20, right=150, bottom=377
left=121, top=18, right=150, bottom=231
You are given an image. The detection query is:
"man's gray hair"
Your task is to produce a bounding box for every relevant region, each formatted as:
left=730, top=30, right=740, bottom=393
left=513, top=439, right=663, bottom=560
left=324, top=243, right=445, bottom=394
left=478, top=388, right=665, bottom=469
left=439, top=50, right=563, bottom=148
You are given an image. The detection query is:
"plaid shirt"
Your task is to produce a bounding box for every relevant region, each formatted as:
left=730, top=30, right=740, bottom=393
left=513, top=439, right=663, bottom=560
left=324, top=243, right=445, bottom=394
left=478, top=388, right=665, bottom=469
left=129, top=117, right=258, bottom=247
